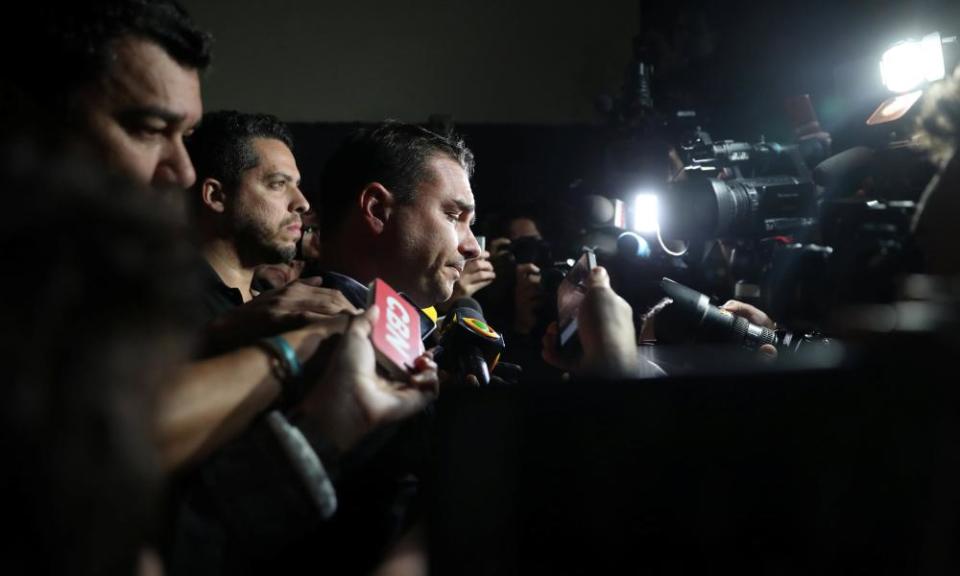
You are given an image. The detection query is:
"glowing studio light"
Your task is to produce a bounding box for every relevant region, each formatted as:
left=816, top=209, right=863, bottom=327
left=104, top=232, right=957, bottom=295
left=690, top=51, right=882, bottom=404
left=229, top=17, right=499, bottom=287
left=632, top=192, right=659, bottom=234
left=880, top=32, right=945, bottom=93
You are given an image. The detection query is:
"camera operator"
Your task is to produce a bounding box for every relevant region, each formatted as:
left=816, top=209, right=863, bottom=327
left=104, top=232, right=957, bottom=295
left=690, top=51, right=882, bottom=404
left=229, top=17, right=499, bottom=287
left=502, top=215, right=548, bottom=336
left=480, top=210, right=548, bottom=336
left=470, top=209, right=571, bottom=381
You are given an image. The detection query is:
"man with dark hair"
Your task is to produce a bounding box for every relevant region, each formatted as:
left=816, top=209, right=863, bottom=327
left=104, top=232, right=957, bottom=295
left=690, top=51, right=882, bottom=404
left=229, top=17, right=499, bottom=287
left=314, top=121, right=482, bottom=308
left=182, top=110, right=360, bottom=353
left=7, top=0, right=211, bottom=189
left=240, top=121, right=484, bottom=574
left=187, top=111, right=308, bottom=306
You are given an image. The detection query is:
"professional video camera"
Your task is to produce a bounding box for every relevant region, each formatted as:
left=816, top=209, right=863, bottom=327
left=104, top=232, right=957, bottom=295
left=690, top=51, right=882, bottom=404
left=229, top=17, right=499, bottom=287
left=660, top=130, right=820, bottom=243
left=571, top=120, right=931, bottom=340
left=655, top=130, right=934, bottom=330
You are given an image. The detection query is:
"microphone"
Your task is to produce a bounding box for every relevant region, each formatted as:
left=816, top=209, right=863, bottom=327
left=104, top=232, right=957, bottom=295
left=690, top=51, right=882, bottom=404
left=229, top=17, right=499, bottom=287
left=583, top=194, right=627, bottom=229
left=584, top=194, right=615, bottom=226
left=657, top=277, right=832, bottom=355
left=434, top=298, right=505, bottom=386
left=658, top=277, right=776, bottom=350
left=812, top=146, right=875, bottom=197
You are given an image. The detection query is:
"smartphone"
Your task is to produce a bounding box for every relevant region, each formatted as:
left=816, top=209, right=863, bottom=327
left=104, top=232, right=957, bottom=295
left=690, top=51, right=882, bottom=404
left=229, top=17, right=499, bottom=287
left=556, top=248, right=597, bottom=349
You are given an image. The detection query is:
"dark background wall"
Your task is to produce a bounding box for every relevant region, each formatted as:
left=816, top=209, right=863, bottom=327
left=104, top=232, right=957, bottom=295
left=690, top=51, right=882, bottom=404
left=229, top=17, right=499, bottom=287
left=181, top=0, right=639, bottom=124
left=184, top=1, right=960, bottom=216
left=183, top=0, right=959, bottom=129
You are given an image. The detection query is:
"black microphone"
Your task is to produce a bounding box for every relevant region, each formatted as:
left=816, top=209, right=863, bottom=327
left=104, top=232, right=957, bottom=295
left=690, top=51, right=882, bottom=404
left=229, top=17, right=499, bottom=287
left=658, top=277, right=776, bottom=350
left=583, top=194, right=615, bottom=226
left=812, top=146, right=875, bottom=197
left=434, top=298, right=505, bottom=386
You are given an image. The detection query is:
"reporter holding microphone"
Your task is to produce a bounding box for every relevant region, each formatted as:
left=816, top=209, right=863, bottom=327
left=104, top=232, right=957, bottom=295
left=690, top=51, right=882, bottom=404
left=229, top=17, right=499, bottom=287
left=542, top=266, right=777, bottom=379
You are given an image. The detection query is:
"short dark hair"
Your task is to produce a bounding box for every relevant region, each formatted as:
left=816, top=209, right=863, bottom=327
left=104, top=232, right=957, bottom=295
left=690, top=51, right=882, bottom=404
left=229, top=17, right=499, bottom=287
left=7, top=0, right=212, bottom=115
left=186, top=110, right=294, bottom=191
left=318, top=121, right=475, bottom=238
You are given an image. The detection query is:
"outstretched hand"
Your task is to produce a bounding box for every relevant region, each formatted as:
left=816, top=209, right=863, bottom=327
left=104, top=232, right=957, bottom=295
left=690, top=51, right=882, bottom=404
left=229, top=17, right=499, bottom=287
left=721, top=300, right=778, bottom=359
left=205, top=276, right=360, bottom=351
left=542, top=266, right=639, bottom=378
left=294, top=305, right=438, bottom=454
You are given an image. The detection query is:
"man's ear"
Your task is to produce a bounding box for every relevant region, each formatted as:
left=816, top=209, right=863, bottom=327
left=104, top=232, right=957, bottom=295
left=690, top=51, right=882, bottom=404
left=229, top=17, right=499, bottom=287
left=358, top=182, right=395, bottom=235
left=200, top=178, right=227, bottom=213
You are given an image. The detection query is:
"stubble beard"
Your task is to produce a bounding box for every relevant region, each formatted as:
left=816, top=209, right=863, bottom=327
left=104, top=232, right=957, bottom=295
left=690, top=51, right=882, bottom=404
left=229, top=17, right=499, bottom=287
left=234, top=217, right=296, bottom=266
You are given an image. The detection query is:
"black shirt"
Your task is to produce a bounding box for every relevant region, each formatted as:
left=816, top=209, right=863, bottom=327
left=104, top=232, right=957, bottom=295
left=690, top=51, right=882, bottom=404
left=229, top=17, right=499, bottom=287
left=167, top=263, right=434, bottom=576
left=196, top=260, right=273, bottom=326
left=167, top=261, right=326, bottom=575
left=197, top=260, right=244, bottom=323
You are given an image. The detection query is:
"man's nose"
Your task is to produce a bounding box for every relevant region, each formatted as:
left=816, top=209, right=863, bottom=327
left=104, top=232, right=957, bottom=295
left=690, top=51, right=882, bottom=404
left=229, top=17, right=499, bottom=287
left=153, top=139, right=196, bottom=189
left=459, top=226, right=481, bottom=260
left=289, top=185, right=310, bottom=214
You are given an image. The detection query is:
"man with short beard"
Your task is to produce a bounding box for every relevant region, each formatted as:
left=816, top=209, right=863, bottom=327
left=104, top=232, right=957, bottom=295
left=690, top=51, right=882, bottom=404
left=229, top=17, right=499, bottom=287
left=186, top=111, right=313, bottom=315
left=183, top=110, right=362, bottom=356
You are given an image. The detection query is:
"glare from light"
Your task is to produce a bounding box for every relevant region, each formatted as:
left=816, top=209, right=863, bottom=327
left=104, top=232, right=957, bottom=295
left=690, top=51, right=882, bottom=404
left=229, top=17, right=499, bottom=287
left=612, top=198, right=627, bottom=229
left=879, top=90, right=924, bottom=118
left=632, top=192, right=659, bottom=234
left=880, top=32, right=945, bottom=93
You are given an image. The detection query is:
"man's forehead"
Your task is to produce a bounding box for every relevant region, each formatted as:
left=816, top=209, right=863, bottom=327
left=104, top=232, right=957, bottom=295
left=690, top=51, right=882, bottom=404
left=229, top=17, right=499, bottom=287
left=250, top=138, right=301, bottom=179
left=422, top=155, right=475, bottom=208
left=103, top=36, right=202, bottom=125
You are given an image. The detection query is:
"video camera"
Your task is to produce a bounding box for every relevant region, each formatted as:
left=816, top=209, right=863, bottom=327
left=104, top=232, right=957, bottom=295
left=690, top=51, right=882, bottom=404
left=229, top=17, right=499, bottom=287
left=556, top=28, right=950, bottom=350
left=564, top=116, right=931, bottom=338
left=656, top=139, right=928, bottom=330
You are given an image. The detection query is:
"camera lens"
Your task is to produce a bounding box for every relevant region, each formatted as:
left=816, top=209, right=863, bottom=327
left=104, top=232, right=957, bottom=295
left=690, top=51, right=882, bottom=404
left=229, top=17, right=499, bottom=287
left=660, top=176, right=814, bottom=240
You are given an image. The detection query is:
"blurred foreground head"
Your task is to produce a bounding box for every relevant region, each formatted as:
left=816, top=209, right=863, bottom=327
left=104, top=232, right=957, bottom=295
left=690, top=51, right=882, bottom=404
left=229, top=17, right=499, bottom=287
left=0, top=139, right=201, bottom=574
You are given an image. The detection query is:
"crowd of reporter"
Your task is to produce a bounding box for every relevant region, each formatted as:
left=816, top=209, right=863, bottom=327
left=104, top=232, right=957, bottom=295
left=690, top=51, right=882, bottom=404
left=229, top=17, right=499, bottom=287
left=2, top=1, right=959, bottom=575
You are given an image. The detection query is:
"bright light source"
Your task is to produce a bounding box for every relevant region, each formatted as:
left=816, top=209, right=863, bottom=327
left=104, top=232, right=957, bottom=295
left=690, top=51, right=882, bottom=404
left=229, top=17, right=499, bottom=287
left=880, top=32, right=945, bottom=93
left=632, top=193, right=659, bottom=234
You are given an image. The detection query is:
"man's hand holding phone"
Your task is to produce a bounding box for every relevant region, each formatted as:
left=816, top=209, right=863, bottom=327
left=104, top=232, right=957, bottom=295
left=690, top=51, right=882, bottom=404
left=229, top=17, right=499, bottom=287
left=544, top=256, right=639, bottom=378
